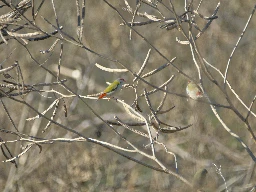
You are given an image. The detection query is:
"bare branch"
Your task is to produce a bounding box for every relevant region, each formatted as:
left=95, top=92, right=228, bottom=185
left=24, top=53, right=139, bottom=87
left=95, top=63, right=128, bottom=73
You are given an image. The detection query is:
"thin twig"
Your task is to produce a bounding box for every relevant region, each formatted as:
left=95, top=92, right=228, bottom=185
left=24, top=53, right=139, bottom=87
left=224, top=4, right=256, bottom=89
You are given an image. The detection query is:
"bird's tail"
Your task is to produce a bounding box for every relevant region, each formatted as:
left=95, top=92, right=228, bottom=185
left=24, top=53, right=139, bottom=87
left=98, top=93, right=107, bottom=100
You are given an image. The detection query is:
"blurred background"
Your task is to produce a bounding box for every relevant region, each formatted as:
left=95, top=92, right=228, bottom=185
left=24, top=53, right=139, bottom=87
left=0, top=0, right=255, bottom=191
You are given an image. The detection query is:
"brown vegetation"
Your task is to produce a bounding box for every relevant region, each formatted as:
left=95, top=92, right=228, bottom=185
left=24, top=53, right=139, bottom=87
left=0, top=0, right=255, bottom=191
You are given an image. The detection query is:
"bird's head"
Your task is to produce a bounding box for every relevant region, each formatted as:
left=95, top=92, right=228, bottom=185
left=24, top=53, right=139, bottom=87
left=118, top=78, right=125, bottom=83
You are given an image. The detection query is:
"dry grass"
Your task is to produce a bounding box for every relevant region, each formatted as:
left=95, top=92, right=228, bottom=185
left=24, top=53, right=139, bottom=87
left=0, top=0, right=255, bottom=191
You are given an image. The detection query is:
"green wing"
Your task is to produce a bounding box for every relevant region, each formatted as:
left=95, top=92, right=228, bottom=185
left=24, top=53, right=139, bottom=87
left=103, top=80, right=119, bottom=93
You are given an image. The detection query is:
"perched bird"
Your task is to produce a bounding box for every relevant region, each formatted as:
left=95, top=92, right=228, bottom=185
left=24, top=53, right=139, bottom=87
left=186, top=80, right=203, bottom=100
left=98, top=78, right=125, bottom=100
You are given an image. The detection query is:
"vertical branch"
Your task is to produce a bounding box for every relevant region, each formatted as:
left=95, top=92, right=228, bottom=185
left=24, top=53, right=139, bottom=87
left=57, top=42, right=63, bottom=81
left=209, top=100, right=256, bottom=162
left=15, top=61, right=25, bottom=98
left=245, top=94, right=256, bottom=122
left=119, top=99, right=156, bottom=158
left=76, top=0, right=81, bottom=38
left=196, top=0, right=204, bottom=11
left=224, top=5, right=256, bottom=90
left=204, top=58, right=256, bottom=118
left=51, top=0, right=63, bottom=38
left=80, top=0, right=86, bottom=41
left=31, top=0, right=35, bottom=22
left=129, top=2, right=140, bottom=40
left=0, top=140, right=18, bottom=168
left=34, top=0, right=46, bottom=18
left=75, top=0, right=85, bottom=42
left=0, top=99, right=19, bottom=132
left=133, top=48, right=151, bottom=82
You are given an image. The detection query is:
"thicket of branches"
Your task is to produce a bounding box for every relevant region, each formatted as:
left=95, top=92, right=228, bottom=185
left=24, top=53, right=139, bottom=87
left=0, top=0, right=255, bottom=191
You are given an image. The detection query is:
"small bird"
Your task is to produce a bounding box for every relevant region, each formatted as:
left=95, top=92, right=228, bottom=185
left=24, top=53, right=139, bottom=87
left=98, top=78, right=125, bottom=100
left=186, top=80, right=203, bottom=100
